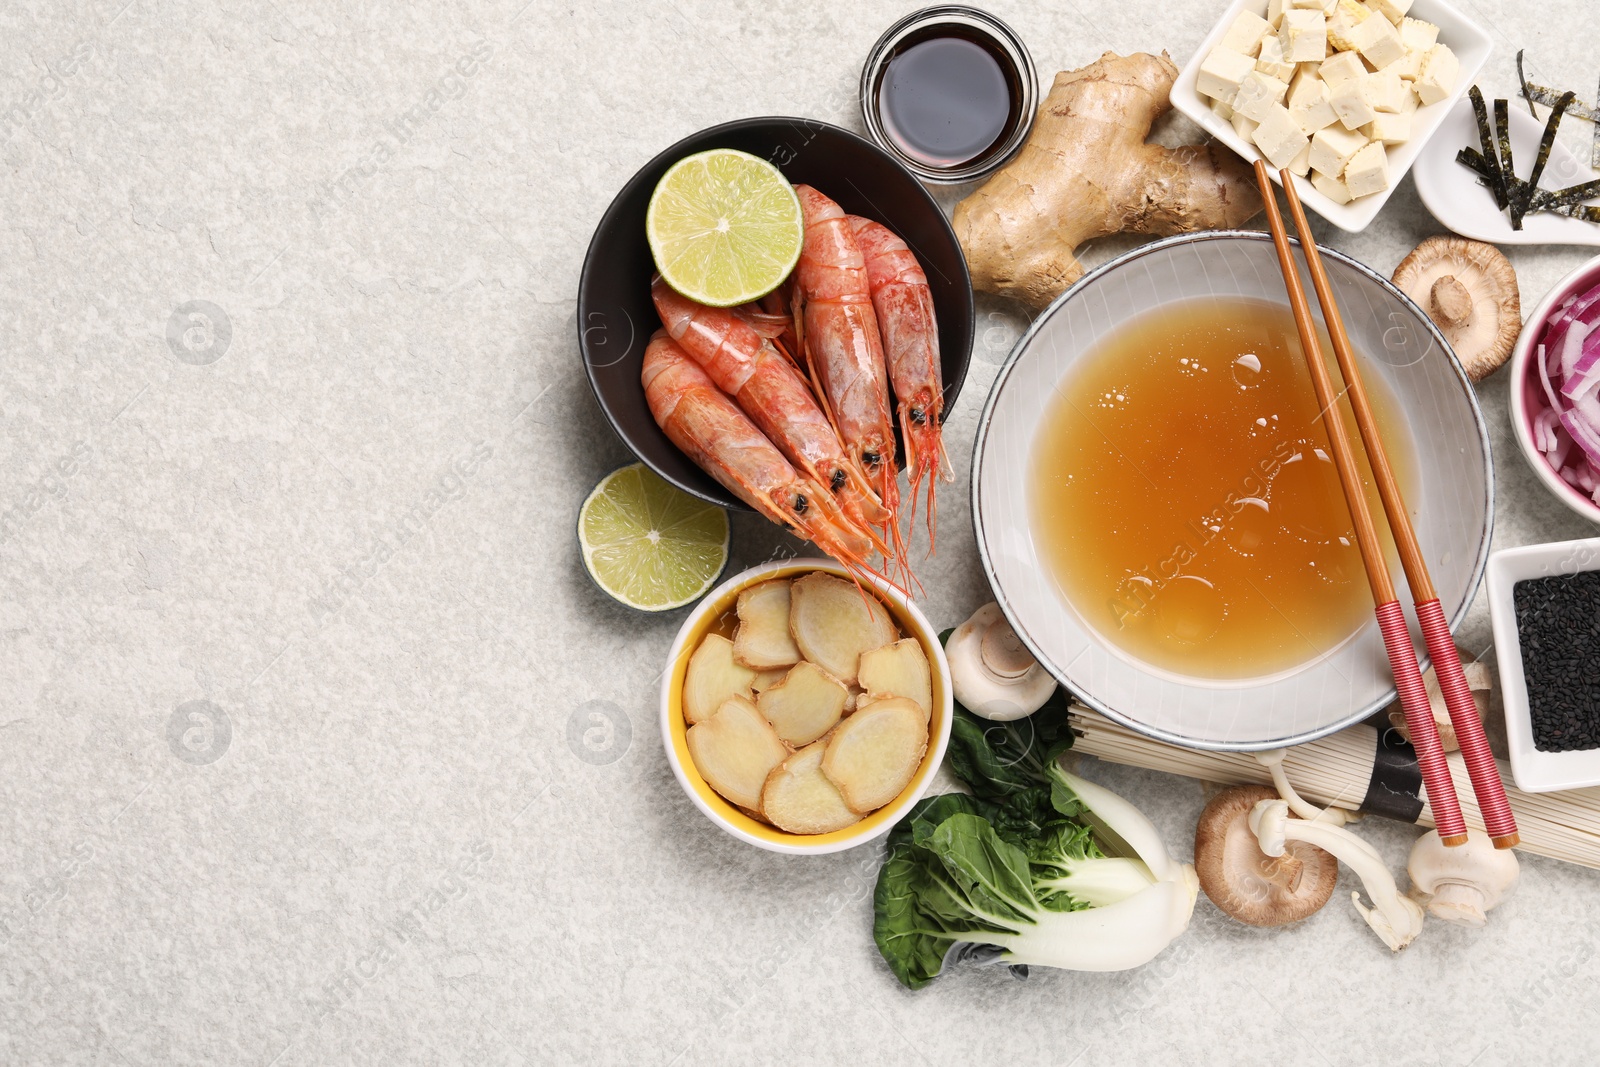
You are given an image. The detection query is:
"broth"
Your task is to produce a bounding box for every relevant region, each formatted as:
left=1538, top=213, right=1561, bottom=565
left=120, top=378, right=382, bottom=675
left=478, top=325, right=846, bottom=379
left=1029, top=298, right=1411, bottom=681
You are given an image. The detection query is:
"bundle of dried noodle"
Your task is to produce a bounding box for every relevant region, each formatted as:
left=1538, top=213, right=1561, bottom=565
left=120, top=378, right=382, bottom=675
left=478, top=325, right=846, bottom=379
left=1068, top=705, right=1600, bottom=871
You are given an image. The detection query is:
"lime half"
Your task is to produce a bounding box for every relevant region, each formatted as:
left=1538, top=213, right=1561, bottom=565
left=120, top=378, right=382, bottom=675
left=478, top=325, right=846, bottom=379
left=646, top=148, right=804, bottom=308
left=579, top=463, right=729, bottom=611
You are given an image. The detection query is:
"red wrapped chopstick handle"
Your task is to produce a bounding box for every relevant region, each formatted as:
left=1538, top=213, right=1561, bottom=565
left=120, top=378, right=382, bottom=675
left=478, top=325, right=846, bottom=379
left=1416, top=597, right=1520, bottom=848
left=1376, top=600, right=1468, bottom=844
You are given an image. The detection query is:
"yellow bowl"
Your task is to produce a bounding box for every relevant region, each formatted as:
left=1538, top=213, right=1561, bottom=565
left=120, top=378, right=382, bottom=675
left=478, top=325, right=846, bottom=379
left=659, top=558, right=953, bottom=854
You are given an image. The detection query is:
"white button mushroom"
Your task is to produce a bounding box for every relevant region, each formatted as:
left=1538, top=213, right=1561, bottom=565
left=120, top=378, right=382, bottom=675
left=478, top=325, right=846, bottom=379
left=947, top=603, right=1057, bottom=721
left=1407, top=828, right=1520, bottom=927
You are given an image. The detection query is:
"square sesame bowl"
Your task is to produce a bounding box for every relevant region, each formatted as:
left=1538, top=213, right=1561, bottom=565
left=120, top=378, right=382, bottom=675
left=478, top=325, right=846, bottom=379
left=1486, top=537, right=1600, bottom=793
left=1170, top=0, right=1492, bottom=233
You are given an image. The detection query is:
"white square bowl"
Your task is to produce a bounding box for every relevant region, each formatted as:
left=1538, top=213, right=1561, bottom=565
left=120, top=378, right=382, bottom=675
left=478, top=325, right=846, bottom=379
left=1486, top=537, right=1600, bottom=792
left=1170, top=0, right=1492, bottom=233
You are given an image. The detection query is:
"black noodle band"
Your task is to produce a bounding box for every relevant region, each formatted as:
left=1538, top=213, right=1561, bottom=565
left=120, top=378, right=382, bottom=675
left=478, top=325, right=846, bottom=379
left=1362, top=725, right=1426, bottom=823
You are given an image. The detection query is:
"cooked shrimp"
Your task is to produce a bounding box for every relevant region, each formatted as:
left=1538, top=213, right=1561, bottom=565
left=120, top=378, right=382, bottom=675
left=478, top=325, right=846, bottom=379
left=652, top=278, right=890, bottom=544
left=790, top=185, right=901, bottom=554
left=641, top=332, right=877, bottom=570
left=848, top=216, right=948, bottom=545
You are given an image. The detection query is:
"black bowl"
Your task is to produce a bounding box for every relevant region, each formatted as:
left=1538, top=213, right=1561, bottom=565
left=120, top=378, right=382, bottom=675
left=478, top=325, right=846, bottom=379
left=577, top=116, right=974, bottom=510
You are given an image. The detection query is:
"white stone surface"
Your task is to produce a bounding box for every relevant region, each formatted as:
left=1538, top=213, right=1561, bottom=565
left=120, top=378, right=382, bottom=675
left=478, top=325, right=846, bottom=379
left=2, top=1, right=1598, bottom=1064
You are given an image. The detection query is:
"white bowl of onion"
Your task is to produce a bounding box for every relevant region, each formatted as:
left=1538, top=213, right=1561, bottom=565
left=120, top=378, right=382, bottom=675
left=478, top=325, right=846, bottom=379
left=1510, top=252, right=1600, bottom=525
left=660, top=558, right=953, bottom=854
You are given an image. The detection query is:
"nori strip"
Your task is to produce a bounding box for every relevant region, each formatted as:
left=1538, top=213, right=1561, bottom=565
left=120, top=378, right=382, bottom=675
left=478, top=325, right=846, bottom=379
left=1496, top=97, right=1519, bottom=227
left=1517, top=91, right=1577, bottom=229
left=1534, top=179, right=1600, bottom=211
left=1552, top=203, right=1600, bottom=223
left=1518, top=75, right=1600, bottom=122
left=1518, top=50, right=1540, bottom=119
left=1456, top=87, right=1600, bottom=230
left=1469, top=86, right=1508, bottom=209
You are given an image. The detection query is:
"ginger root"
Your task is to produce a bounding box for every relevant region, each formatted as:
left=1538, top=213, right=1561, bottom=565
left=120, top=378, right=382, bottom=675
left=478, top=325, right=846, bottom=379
left=953, top=51, right=1262, bottom=310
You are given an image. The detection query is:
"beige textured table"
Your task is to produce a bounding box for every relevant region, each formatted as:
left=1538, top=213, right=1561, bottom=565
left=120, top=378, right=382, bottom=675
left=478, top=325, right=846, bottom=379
left=3, top=1, right=1598, bottom=1064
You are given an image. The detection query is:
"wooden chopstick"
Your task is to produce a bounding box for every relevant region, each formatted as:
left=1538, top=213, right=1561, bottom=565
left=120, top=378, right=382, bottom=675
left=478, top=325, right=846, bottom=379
left=1252, top=161, right=1469, bottom=847
left=1277, top=169, right=1520, bottom=849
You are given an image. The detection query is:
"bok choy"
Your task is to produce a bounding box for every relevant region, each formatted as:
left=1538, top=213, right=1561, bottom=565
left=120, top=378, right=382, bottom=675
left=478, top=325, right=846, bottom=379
left=873, top=687, right=1197, bottom=988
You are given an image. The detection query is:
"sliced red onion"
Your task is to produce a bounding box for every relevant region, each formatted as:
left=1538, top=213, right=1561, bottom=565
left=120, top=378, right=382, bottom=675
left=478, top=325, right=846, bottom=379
left=1529, top=279, right=1600, bottom=505
left=1538, top=343, right=1563, bottom=414
left=1536, top=408, right=1560, bottom=452
left=1559, top=407, right=1600, bottom=468
left=1552, top=431, right=1574, bottom=472
left=1560, top=321, right=1592, bottom=380
left=1566, top=330, right=1600, bottom=402
left=1546, top=290, right=1600, bottom=367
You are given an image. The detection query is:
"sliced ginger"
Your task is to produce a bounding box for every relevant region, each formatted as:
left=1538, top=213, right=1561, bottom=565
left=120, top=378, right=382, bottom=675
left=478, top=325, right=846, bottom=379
left=858, top=638, right=932, bottom=721
left=821, top=698, right=928, bottom=814
left=734, top=579, right=802, bottom=669
left=751, top=667, right=789, bottom=693
left=682, top=571, right=932, bottom=833
left=761, top=742, right=861, bottom=835
left=788, top=572, right=897, bottom=685
left=683, top=634, right=757, bottom=725
left=686, top=695, right=788, bottom=811
left=757, top=660, right=848, bottom=747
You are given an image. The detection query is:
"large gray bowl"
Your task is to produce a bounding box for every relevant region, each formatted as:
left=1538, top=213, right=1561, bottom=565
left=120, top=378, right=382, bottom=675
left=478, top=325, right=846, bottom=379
left=973, top=232, right=1493, bottom=751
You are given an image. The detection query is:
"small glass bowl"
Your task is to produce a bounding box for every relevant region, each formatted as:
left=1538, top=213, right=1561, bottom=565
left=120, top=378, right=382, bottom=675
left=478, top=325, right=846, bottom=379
left=858, top=6, right=1038, bottom=186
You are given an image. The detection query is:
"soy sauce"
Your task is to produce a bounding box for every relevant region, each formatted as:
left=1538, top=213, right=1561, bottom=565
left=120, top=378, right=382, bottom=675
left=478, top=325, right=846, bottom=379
left=876, top=28, right=1023, bottom=170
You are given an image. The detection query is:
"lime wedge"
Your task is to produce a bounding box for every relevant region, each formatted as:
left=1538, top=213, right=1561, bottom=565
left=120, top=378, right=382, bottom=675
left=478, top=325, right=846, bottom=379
left=646, top=148, right=804, bottom=308
left=579, top=463, right=730, bottom=612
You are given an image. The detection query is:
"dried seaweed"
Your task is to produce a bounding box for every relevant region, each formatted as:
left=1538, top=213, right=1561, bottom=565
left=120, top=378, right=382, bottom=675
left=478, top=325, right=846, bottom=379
left=1469, top=86, right=1507, bottom=209
left=1457, top=82, right=1599, bottom=231
left=1535, top=179, right=1600, bottom=211
left=1515, top=50, right=1600, bottom=167
left=1513, top=92, right=1576, bottom=229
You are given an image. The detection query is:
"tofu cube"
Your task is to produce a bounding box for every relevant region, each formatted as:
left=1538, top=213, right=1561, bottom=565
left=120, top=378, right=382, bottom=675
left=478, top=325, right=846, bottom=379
left=1330, top=76, right=1378, bottom=129
left=1344, top=140, right=1391, bottom=196
left=1232, top=111, right=1261, bottom=142
left=1319, top=49, right=1368, bottom=88
left=1364, top=111, right=1410, bottom=144
left=1311, top=168, right=1354, bottom=204
left=1326, top=0, right=1370, bottom=51
left=1198, top=46, right=1258, bottom=102
left=1309, top=124, right=1369, bottom=175
left=1397, top=17, right=1438, bottom=51
left=1269, top=0, right=1286, bottom=25
left=1253, top=104, right=1312, bottom=169
left=1289, top=140, right=1313, bottom=176
left=1278, top=9, right=1327, bottom=63
left=1256, top=34, right=1297, bottom=82
left=1289, top=0, right=1327, bottom=8
left=1287, top=70, right=1339, bottom=133
left=1234, top=70, right=1291, bottom=122
left=1352, top=13, right=1404, bottom=68
left=1220, top=9, right=1273, bottom=56
left=1393, top=44, right=1426, bottom=80
left=1416, top=43, right=1459, bottom=105
left=1397, top=83, right=1420, bottom=113
left=1211, top=95, right=1235, bottom=121
left=1367, top=0, right=1412, bottom=22
left=1363, top=68, right=1409, bottom=113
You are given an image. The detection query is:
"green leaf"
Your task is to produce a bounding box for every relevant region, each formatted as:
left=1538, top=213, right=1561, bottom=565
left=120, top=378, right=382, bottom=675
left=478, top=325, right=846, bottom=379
left=925, top=813, right=1039, bottom=924
left=872, top=848, right=953, bottom=990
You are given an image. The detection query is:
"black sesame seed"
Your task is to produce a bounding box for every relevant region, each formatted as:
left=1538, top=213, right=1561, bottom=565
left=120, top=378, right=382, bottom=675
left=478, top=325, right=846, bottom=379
left=1515, top=570, right=1600, bottom=753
